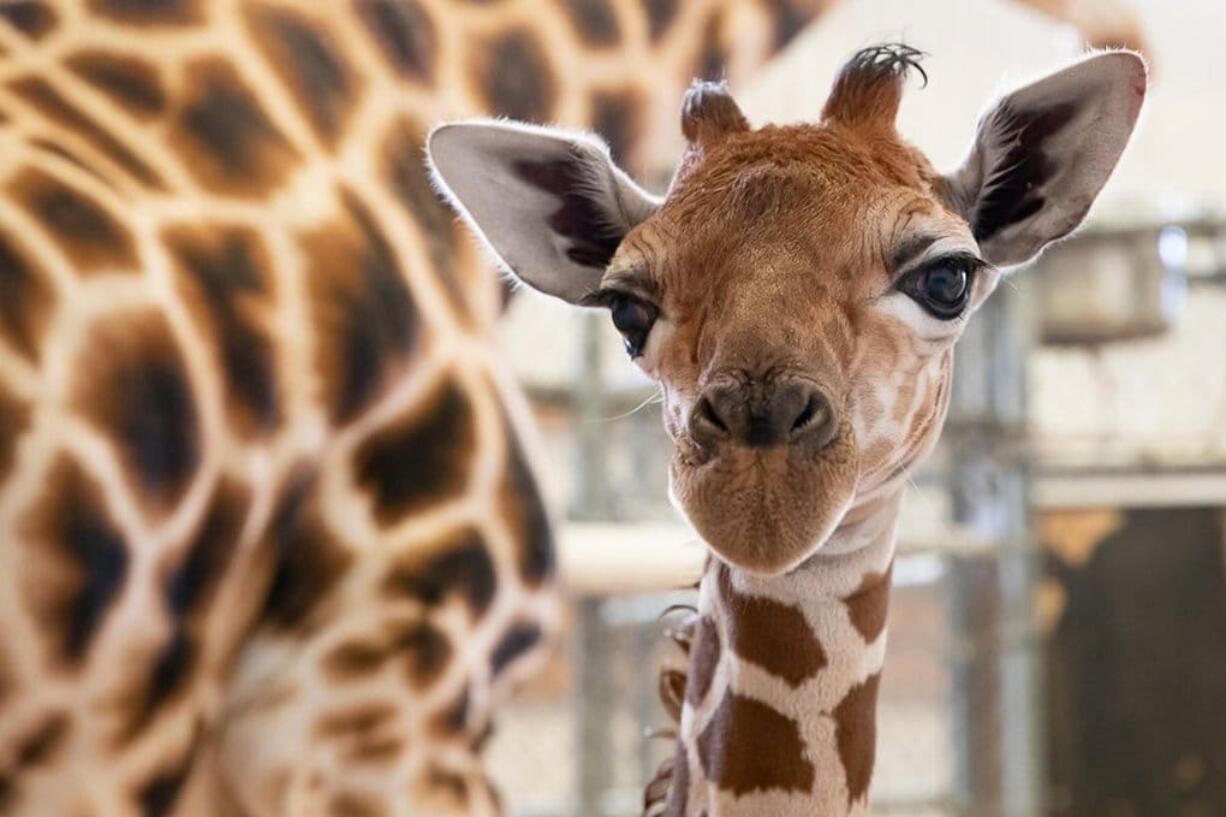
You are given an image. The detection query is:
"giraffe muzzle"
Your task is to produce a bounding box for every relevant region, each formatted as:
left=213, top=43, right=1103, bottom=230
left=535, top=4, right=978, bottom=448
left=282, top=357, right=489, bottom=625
left=690, top=377, right=839, bottom=452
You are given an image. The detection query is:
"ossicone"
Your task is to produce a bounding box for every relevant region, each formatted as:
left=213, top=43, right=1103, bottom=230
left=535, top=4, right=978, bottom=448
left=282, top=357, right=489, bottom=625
left=681, top=80, right=750, bottom=148
left=821, top=43, right=928, bottom=132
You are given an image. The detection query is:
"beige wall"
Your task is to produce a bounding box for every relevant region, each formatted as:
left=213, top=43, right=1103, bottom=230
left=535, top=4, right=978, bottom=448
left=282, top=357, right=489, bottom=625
left=741, top=0, right=1226, bottom=215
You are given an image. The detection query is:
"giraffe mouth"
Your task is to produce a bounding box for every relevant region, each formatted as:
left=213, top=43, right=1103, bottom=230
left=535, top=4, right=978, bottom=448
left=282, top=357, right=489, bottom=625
left=668, top=420, right=860, bottom=576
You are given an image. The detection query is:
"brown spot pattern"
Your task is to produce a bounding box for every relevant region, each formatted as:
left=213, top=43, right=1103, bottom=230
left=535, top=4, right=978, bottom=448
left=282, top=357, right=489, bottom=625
left=125, top=480, right=249, bottom=738
left=686, top=616, right=720, bottom=705
left=316, top=704, right=401, bottom=767
left=27, top=139, right=110, bottom=186
left=322, top=638, right=387, bottom=681
left=88, top=0, right=202, bottom=25
left=590, top=87, right=643, bottom=167
left=345, top=734, right=403, bottom=765
left=429, top=686, right=470, bottom=739
left=845, top=564, right=892, bottom=644
left=171, top=58, right=299, bottom=197
left=354, top=0, right=435, bottom=81
left=15, top=713, right=69, bottom=767
left=0, top=711, right=70, bottom=811
left=475, top=29, right=557, bottom=123
left=321, top=637, right=382, bottom=682
left=0, top=643, right=12, bottom=705
left=0, top=1, right=57, bottom=38
left=0, top=231, right=53, bottom=362
left=0, top=384, right=30, bottom=482
left=424, top=766, right=470, bottom=810
left=490, top=619, right=542, bottom=676
left=330, top=791, right=386, bottom=817
left=380, top=117, right=468, bottom=317
left=662, top=744, right=690, bottom=817
left=696, top=691, right=815, bottom=795
left=21, top=457, right=129, bottom=665
left=245, top=4, right=356, bottom=147
left=718, top=564, right=826, bottom=687
left=8, top=77, right=163, bottom=188
left=74, top=312, right=199, bottom=510
left=7, top=168, right=138, bottom=274
left=66, top=51, right=166, bottom=118
left=641, top=0, right=678, bottom=42
left=316, top=704, right=397, bottom=738
left=302, top=194, right=419, bottom=424
left=834, top=672, right=882, bottom=806
left=261, top=471, right=353, bottom=629
left=165, top=225, right=279, bottom=433
left=499, top=429, right=555, bottom=585
left=324, top=617, right=456, bottom=694
left=764, top=0, right=816, bottom=50
left=391, top=620, right=451, bottom=689
left=693, top=12, right=728, bottom=81
left=381, top=527, right=497, bottom=617
left=352, top=380, right=473, bottom=525
left=557, top=0, right=620, bottom=47
left=136, top=739, right=197, bottom=817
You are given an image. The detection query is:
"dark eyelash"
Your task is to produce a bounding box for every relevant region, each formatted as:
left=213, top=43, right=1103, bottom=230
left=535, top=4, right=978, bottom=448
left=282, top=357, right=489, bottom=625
left=580, top=288, right=623, bottom=308
left=895, top=252, right=985, bottom=287
left=929, top=252, right=986, bottom=274
left=582, top=287, right=662, bottom=315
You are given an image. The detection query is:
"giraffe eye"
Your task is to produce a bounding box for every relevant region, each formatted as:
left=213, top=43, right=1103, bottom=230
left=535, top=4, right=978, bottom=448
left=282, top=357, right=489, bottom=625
left=609, top=294, right=658, bottom=358
left=900, top=256, right=981, bottom=320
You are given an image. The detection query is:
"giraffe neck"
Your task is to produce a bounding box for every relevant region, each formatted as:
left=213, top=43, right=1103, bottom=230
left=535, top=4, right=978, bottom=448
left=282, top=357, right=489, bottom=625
left=664, top=492, right=900, bottom=817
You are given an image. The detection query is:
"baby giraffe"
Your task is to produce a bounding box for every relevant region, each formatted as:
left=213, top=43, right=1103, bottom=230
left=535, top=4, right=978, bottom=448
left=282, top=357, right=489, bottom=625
left=430, top=44, right=1145, bottom=817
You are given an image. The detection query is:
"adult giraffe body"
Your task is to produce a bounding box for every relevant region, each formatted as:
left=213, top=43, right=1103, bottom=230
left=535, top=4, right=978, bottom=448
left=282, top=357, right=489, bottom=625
left=0, top=1, right=833, bottom=814
left=431, top=44, right=1146, bottom=816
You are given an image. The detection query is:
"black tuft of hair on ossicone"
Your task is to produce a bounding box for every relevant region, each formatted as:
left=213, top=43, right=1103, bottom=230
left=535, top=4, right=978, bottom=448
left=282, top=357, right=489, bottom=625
left=844, top=43, right=929, bottom=88
left=821, top=43, right=929, bottom=130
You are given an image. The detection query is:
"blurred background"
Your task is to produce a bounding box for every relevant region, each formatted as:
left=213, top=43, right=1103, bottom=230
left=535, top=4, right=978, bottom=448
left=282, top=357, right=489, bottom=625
left=477, top=0, right=1226, bottom=815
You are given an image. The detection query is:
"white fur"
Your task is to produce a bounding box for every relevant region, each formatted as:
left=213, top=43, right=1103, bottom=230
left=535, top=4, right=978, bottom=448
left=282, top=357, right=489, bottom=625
left=426, top=119, right=660, bottom=303
left=942, top=49, right=1147, bottom=267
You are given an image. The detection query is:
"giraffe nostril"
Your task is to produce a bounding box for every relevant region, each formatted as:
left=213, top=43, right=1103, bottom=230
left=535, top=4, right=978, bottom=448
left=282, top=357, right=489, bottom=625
left=790, top=389, right=838, bottom=449
left=791, top=395, right=822, bottom=433
left=695, top=397, right=729, bottom=435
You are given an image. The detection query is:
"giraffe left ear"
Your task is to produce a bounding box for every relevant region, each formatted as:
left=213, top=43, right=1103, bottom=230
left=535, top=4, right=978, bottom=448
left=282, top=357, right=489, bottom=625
left=941, top=51, right=1147, bottom=268
left=428, top=120, right=659, bottom=304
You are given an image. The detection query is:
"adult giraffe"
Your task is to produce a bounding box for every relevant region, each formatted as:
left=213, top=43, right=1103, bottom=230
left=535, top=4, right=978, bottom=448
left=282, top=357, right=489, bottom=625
left=0, top=0, right=1144, bottom=815
left=430, top=43, right=1146, bottom=817
left=0, top=2, right=839, bottom=815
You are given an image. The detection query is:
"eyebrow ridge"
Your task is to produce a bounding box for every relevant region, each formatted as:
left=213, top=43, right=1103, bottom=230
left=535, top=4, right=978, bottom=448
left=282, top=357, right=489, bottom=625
left=603, top=267, right=659, bottom=298
left=890, top=234, right=940, bottom=271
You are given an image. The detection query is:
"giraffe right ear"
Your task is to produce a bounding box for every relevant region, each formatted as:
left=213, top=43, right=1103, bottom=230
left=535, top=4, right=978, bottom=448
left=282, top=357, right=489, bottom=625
left=940, top=51, right=1146, bottom=268
left=428, top=120, right=660, bottom=304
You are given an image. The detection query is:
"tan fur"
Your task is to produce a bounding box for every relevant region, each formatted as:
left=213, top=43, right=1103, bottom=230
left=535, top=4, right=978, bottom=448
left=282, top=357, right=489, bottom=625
left=625, top=79, right=965, bottom=574
left=0, top=1, right=837, bottom=814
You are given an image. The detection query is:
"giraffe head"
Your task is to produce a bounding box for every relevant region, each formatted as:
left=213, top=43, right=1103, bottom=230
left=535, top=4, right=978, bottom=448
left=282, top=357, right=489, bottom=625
left=430, top=45, right=1146, bottom=576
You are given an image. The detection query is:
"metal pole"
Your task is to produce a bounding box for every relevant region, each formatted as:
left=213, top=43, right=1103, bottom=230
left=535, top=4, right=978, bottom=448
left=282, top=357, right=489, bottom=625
left=573, top=312, right=616, bottom=817
left=946, top=283, right=1044, bottom=817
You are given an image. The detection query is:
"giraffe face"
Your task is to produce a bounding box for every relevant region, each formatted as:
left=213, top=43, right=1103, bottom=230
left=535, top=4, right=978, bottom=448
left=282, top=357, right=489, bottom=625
left=597, top=126, right=989, bottom=573
left=431, top=45, right=1147, bottom=575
